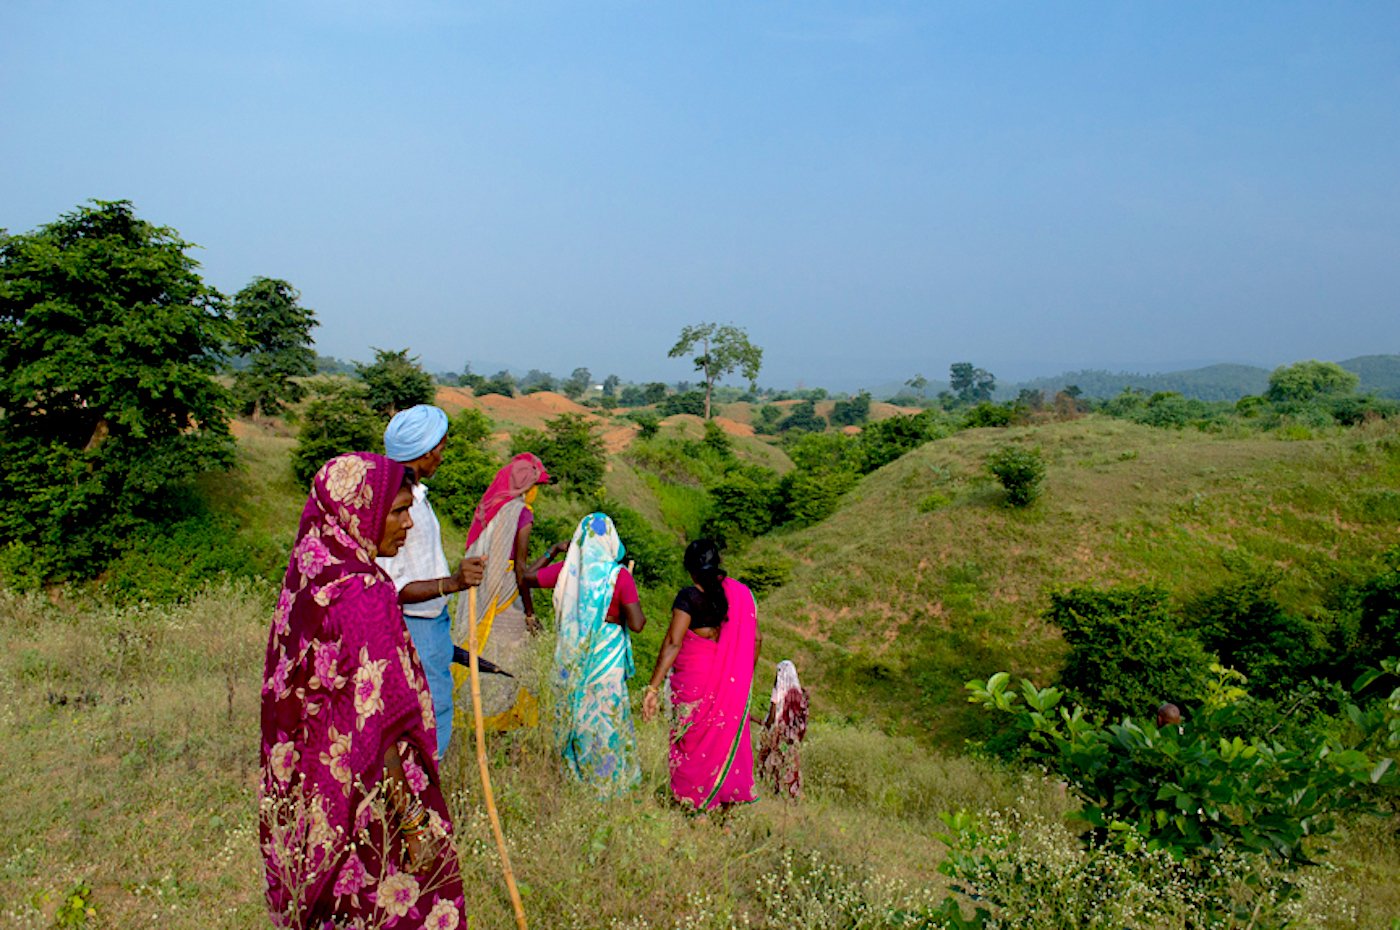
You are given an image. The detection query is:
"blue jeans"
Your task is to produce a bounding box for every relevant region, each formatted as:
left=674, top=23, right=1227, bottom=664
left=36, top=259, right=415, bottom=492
left=403, top=606, right=453, bottom=758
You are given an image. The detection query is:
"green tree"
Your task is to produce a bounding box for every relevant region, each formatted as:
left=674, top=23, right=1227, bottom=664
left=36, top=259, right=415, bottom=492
left=602, top=374, right=620, bottom=398
left=357, top=348, right=435, bottom=416
left=777, top=399, right=826, bottom=433
left=668, top=322, right=764, bottom=419
left=950, top=362, right=996, bottom=404
left=512, top=412, right=606, bottom=495
left=519, top=369, right=556, bottom=394
left=0, top=200, right=236, bottom=578
left=1265, top=359, right=1359, bottom=403
left=562, top=366, right=591, bottom=400
left=905, top=373, right=928, bottom=398
left=291, top=380, right=384, bottom=486
left=230, top=277, right=318, bottom=417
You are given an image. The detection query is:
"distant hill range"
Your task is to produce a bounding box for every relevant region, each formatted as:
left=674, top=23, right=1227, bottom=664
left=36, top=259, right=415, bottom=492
left=995, top=355, right=1400, bottom=403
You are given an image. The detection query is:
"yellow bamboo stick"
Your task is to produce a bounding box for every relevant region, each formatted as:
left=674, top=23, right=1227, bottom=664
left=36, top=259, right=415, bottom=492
left=466, top=587, right=528, bottom=930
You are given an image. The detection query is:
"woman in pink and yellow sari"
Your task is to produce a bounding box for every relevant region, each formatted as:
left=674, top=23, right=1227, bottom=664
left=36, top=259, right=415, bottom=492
left=260, top=453, right=467, bottom=929
left=642, top=539, right=761, bottom=811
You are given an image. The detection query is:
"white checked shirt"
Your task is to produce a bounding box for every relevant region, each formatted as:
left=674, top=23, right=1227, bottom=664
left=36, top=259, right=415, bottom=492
left=376, top=482, right=452, bottom=618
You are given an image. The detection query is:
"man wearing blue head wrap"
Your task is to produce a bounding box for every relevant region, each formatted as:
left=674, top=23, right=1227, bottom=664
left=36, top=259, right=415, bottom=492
left=377, top=404, right=486, bottom=759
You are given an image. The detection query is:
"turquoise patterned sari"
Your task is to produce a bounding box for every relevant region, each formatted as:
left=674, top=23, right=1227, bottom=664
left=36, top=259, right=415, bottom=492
left=550, top=513, right=641, bottom=796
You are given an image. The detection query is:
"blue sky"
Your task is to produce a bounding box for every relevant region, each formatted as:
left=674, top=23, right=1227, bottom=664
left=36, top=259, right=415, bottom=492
left=3, top=2, right=1398, bottom=388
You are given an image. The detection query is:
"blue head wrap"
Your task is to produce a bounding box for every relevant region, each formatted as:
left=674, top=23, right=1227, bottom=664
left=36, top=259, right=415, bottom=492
left=383, top=405, right=449, bottom=462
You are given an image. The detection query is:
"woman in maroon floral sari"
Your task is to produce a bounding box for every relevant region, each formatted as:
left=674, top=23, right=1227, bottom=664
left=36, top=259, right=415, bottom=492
left=261, top=452, right=468, bottom=929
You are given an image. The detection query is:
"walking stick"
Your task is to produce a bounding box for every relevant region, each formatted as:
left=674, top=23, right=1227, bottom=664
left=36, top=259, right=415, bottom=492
left=465, top=587, right=529, bottom=930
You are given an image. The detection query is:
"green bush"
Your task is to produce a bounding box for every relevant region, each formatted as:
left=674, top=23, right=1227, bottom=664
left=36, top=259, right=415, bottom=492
left=102, top=513, right=280, bottom=604
left=961, top=402, right=1015, bottom=428
left=605, top=504, right=683, bottom=587
left=1184, top=576, right=1327, bottom=698
left=512, top=412, right=606, bottom=496
left=291, top=380, right=385, bottom=487
left=702, top=469, right=780, bottom=545
left=829, top=391, right=871, bottom=427
left=857, top=410, right=951, bottom=472
left=777, top=400, right=826, bottom=434
left=627, top=412, right=660, bottom=440
left=1047, top=585, right=1214, bottom=720
left=430, top=408, right=501, bottom=528
left=732, top=553, right=793, bottom=597
left=779, top=468, right=857, bottom=528
left=986, top=446, right=1046, bottom=507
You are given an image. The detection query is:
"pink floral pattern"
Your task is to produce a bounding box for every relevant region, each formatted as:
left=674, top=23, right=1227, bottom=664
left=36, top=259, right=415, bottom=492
left=260, top=453, right=466, bottom=929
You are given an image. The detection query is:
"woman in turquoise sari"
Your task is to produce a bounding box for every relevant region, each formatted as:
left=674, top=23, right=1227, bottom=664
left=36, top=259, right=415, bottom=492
left=542, top=513, right=647, bottom=795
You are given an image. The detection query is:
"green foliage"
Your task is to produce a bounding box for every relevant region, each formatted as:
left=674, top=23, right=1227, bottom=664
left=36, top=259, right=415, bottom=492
left=1047, top=586, right=1213, bottom=720
left=961, top=402, right=1015, bottom=428
left=604, top=503, right=683, bottom=587
left=986, top=446, right=1046, bottom=507
left=778, top=400, right=826, bottom=434
left=701, top=419, right=734, bottom=458
left=754, top=404, right=783, bottom=434
left=102, top=512, right=280, bottom=604
left=668, top=321, right=764, bottom=418
left=966, top=669, right=1398, bottom=870
left=356, top=348, right=435, bottom=416
left=857, top=410, right=951, bottom=472
left=950, top=362, right=996, bottom=404
left=829, top=391, right=872, bottom=427
left=1184, top=576, right=1325, bottom=698
left=702, top=468, right=780, bottom=545
left=519, top=368, right=557, bottom=393
left=732, top=552, right=793, bottom=597
left=429, top=408, right=501, bottom=527
left=512, top=412, right=606, bottom=496
left=291, top=379, right=384, bottom=487
left=0, top=200, right=236, bottom=580
left=561, top=366, right=591, bottom=400
left=1267, top=359, right=1360, bottom=403
left=659, top=391, right=706, bottom=417
left=779, top=468, right=858, bottom=527
left=628, top=412, right=661, bottom=440
left=229, top=277, right=317, bottom=417
left=476, top=369, right=516, bottom=397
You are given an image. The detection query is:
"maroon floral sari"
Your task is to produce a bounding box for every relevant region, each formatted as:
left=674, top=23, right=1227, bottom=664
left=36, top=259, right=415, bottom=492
left=261, top=453, right=467, bottom=929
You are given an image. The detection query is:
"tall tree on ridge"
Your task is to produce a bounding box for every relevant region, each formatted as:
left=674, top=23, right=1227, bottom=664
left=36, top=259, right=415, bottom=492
left=668, top=322, right=763, bottom=419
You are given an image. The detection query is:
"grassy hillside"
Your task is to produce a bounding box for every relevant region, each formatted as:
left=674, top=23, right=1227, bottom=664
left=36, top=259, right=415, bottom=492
left=2, top=582, right=1394, bottom=928
left=748, top=417, right=1400, bottom=744
left=1341, top=354, right=1400, bottom=400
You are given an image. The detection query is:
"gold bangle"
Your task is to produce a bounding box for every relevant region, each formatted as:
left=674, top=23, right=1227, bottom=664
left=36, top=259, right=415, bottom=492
left=437, top=578, right=445, bottom=598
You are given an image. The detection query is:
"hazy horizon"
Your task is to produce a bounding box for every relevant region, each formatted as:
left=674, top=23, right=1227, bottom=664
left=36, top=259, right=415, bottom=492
left=4, top=2, right=1398, bottom=389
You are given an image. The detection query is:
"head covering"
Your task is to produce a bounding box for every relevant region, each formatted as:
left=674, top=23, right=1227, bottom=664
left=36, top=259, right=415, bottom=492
left=383, top=404, right=449, bottom=462
left=466, top=452, right=550, bottom=548
left=772, top=659, right=802, bottom=705
left=261, top=453, right=465, bottom=921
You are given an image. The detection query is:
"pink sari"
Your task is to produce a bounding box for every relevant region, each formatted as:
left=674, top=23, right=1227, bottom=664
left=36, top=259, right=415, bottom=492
left=668, top=577, right=759, bottom=810
left=260, top=453, right=466, bottom=929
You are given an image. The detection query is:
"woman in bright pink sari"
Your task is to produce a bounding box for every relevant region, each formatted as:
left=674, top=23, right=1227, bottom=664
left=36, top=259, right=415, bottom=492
left=642, top=540, right=761, bottom=810
left=260, top=452, right=467, bottom=929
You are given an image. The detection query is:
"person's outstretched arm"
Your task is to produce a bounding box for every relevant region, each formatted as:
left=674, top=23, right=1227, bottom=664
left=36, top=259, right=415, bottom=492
left=641, top=607, right=691, bottom=721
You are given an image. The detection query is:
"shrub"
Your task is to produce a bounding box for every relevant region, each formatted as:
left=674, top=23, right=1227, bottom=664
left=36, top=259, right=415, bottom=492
left=102, top=513, right=280, bottom=604
left=777, top=400, right=826, bottom=434
left=858, top=410, right=951, bottom=472
left=986, top=446, right=1045, bottom=507
left=476, top=370, right=516, bottom=397
left=1047, top=586, right=1213, bottom=720
left=628, top=413, right=660, bottom=440
left=605, top=504, right=683, bottom=587
left=291, top=379, right=384, bottom=487
left=512, top=412, right=606, bottom=497
left=754, top=404, right=783, bottom=434
left=732, top=553, right=793, bottom=597
left=702, top=469, right=780, bottom=545
left=961, top=402, right=1014, bottom=428
left=829, top=391, right=871, bottom=427
left=701, top=419, right=734, bottom=459
left=1184, top=576, right=1327, bottom=698
left=779, top=469, right=857, bottom=528
left=429, top=408, right=501, bottom=527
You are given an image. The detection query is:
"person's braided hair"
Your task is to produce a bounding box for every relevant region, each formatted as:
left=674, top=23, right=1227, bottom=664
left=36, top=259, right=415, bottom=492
left=683, top=538, right=727, bottom=623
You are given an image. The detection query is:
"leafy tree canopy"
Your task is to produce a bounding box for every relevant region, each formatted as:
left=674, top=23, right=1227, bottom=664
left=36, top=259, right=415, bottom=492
left=231, top=277, right=317, bottom=417
left=1266, top=359, right=1360, bottom=403
left=357, top=347, right=435, bottom=416
left=0, top=200, right=236, bottom=578
left=291, top=379, right=384, bottom=486
left=668, top=322, right=763, bottom=419
left=511, top=412, right=606, bottom=496
left=950, top=362, right=996, bottom=404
